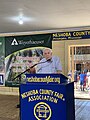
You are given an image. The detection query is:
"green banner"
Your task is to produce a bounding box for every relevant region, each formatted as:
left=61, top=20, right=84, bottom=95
left=0, top=37, right=5, bottom=85
left=5, top=34, right=52, bottom=87
left=5, top=34, right=52, bottom=57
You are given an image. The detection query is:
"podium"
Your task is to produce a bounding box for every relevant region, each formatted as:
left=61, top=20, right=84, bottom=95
left=20, top=74, right=75, bottom=120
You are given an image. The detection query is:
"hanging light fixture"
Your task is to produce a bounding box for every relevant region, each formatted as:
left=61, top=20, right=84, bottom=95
left=18, top=15, right=23, bottom=25
left=19, top=18, right=23, bottom=24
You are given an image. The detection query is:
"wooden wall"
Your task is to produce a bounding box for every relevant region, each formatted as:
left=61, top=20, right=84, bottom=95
left=52, top=39, right=90, bottom=77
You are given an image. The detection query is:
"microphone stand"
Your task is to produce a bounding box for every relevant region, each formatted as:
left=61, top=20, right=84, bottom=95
left=12, top=59, right=50, bottom=82
left=12, top=59, right=50, bottom=108
left=12, top=64, right=37, bottom=108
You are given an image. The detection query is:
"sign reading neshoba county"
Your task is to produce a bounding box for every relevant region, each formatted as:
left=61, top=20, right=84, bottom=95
left=53, top=30, right=90, bottom=40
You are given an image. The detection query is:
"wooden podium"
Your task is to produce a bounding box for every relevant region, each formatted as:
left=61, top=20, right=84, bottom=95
left=20, top=74, right=75, bottom=120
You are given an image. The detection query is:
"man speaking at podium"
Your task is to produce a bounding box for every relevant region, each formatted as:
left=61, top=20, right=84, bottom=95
left=36, top=48, right=62, bottom=74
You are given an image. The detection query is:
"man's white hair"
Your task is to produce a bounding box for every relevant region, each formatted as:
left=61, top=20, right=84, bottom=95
left=43, top=48, right=52, bottom=54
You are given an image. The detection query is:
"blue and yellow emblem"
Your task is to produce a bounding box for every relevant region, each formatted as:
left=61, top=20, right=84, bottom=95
left=34, top=102, right=52, bottom=120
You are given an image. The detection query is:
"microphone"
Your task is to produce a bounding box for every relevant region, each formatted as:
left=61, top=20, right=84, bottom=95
left=12, top=58, right=52, bottom=81
left=46, top=58, right=52, bottom=62
left=30, top=58, right=52, bottom=68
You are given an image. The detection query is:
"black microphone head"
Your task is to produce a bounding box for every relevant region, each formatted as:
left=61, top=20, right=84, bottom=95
left=47, top=58, right=52, bottom=62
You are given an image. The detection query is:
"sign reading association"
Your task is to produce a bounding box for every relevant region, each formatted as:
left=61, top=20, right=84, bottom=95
left=21, top=88, right=64, bottom=104
left=21, top=88, right=64, bottom=120
left=20, top=82, right=75, bottom=120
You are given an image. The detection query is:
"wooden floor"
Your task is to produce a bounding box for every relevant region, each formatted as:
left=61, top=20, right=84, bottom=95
left=75, top=99, right=90, bottom=120
left=0, top=94, right=90, bottom=120
left=0, top=95, right=19, bottom=120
